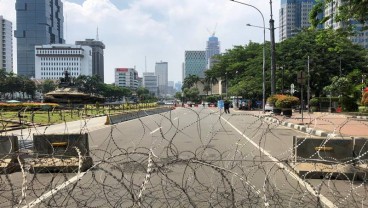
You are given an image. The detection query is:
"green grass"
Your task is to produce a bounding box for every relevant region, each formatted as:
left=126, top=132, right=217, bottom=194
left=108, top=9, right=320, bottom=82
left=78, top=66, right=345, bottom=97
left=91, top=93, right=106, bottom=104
left=0, top=104, right=167, bottom=130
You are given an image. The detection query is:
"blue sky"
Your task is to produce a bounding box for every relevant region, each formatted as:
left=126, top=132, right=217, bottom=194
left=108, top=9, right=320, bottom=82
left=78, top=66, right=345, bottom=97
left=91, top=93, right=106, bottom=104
left=0, top=0, right=280, bottom=84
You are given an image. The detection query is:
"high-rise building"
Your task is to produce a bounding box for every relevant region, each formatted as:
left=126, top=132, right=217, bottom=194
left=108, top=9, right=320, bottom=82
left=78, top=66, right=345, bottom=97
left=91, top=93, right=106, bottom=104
left=115, top=68, right=139, bottom=89
left=184, top=51, right=206, bottom=79
left=205, top=35, right=220, bottom=70
left=143, top=72, right=158, bottom=96
left=279, top=0, right=316, bottom=41
left=0, top=16, right=13, bottom=73
left=155, top=61, right=168, bottom=97
left=35, top=44, right=92, bottom=80
left=174, top=82, right=182, bottom=92
left=15, top=0, right=65, bottom=78
left=75, top=39, right=105, bottom=82
left=325, top=0, right=368, bottom=49
left=168, top=81, right=174, bottom=88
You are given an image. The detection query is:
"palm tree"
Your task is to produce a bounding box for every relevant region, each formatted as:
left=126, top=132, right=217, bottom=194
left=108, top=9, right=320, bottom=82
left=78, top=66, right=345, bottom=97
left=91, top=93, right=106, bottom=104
left=203, top=83, right=211, bottom=95
left=183, top=74, right=200, bottom=90
left=204, top=71, right=219, bottom=95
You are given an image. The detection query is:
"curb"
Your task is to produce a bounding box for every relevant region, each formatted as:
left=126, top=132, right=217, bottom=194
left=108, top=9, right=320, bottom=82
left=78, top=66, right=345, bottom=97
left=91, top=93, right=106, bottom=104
left=351, top=116, right=368, bottom=120
left=264, top=117, right=330, bottom=137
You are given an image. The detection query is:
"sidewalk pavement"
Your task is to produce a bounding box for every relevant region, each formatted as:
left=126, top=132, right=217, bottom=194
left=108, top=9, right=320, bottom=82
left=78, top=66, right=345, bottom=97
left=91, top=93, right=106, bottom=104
left=262, top=112, right=368, bottom=138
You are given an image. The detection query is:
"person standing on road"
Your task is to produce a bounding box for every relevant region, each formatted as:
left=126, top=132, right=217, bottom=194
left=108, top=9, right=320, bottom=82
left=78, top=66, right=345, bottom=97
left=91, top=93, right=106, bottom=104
left=224, top=100, right=230, bottom=114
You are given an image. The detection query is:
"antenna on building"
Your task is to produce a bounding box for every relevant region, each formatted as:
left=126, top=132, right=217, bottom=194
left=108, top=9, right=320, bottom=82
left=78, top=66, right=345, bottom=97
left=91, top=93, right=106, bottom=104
left=96, top=26, right=99, bottom=41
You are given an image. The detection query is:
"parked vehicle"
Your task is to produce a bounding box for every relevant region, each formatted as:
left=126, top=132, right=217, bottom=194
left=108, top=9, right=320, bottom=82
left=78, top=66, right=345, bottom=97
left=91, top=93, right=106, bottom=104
left=265, top=103, right=274, bottom=111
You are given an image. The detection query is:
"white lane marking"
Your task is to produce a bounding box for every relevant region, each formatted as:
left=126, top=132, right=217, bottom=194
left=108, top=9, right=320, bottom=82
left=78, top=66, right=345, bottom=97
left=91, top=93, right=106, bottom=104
left=150, top=127, right=162, bottom=134
left=220, top=116, right=336, bottom=208
left=23, top=172, right=87, bottom=208
left=173, top=117, right=178, bottom=121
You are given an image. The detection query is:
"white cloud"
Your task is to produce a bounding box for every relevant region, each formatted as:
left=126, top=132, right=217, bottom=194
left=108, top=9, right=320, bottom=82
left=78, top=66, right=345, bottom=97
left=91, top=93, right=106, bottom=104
left=0, top=0, right=280, bottom=83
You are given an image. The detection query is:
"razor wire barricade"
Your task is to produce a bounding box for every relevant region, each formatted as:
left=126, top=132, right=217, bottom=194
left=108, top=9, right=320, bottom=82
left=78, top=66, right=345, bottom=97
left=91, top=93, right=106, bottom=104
left=0, top=107, right=368, bottom=207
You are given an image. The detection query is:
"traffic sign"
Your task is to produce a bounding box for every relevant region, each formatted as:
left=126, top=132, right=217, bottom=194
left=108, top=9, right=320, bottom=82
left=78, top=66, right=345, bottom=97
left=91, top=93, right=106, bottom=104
left=297, top=71, right=306, bottom=85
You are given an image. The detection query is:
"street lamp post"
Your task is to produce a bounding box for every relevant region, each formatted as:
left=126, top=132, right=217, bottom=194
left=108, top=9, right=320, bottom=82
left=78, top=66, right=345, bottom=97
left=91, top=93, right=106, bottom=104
left=269, top=0, right=277, bottom=95
left=225, top=72, right=228, bottom=98
left=281, top=66, right=284, bottom=94
left=230, top=0, right=266, bottom=113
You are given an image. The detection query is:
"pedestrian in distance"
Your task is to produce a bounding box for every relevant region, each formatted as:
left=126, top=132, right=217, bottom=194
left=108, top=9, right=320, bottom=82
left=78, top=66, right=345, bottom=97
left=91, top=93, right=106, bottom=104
left=224, top=100, right=230, bottom=114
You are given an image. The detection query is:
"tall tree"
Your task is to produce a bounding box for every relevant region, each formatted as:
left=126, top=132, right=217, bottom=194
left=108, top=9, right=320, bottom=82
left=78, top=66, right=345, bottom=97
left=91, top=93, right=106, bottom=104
left=41, top=80, right=57, bottom=93
left=0, top=69, right=8, bottom=98
left=182, top=74, right=200, bottom=90
left=310, top=0, right=368, bottom=29
left=277, top=29, right=368, bottom=97
left=205, top=42, right=265, bottom=99
left=4, top=72, right=22, bottom=99
left=23, top=79, right=36, bottom=99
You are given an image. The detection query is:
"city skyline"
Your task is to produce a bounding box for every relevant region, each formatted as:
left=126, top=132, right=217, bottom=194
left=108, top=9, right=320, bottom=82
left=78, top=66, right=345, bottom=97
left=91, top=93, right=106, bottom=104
left=0, top=0, right=281, bottom=83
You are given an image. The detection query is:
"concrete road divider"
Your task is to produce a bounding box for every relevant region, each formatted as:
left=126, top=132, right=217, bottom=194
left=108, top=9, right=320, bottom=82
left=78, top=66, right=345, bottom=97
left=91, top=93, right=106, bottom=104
left=0, top=136, right=20, bottom=174
left=353, top=138, right=368, bottom=170
left=30, top=133, right=93, bottom=173
left=293, top=136, right=354, bottom=163
left=291, top=136, right=368, bottom=180
left=105, top=107, right=173, bottom=125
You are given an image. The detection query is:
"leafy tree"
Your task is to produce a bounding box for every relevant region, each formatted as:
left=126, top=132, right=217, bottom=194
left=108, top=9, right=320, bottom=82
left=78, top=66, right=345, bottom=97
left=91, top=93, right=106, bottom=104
left=277, top=29, right=368, bottom=97
left=183, top=87, right=200, bottom=103
left=202, top=29, right=367, bottom=105
left=202, top=82, right=211, bottom=95
left=205, top=42, right=265, bottom=100
left=310, top=0, right=368, bottom=29
left=206, top=95, right=220, bottom=104
left=41, top=80, right=57, bottom=93
left=74, top=75, right=103, bottom=95
left=0, top=68, right=7, bottom=79
left=182, top=74, right=200, bottom=90
left=4, top=72, right=22, bottom=99
left=136, top=87, right=151, bottom=101
left=23, top=79, right=36, bottom=99
left=174, top=92, right=182, bottom=101
left=204, top=70, right=219, bottom=95
left=0, top=69, right=8, bottom=98
left=100, top=84, right=131, bottom=101
left=323, top=76, right=359, bottom=111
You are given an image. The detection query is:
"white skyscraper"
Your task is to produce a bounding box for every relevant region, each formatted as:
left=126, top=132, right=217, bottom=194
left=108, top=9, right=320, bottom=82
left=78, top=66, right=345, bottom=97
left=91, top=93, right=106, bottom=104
left=35, top=44, right=92, bottom=80
left=115, top=68, right=139, bottom=89
left=143, top=72, right=158, bottom=96
left=155, top=61, right=168, bottom=97
left=0, top=16, right=13, bottom=73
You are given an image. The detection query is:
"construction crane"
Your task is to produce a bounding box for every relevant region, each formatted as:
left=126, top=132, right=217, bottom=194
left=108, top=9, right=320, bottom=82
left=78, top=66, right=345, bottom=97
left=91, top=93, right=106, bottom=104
left=206, top=23, right=217, bottom=37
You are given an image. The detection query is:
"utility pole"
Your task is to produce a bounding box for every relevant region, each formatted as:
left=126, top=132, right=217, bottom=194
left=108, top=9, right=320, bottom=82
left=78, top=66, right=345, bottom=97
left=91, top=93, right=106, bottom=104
left=269, top=0, right=276, bottom=95
left=307, top=56, right=310, bottom=113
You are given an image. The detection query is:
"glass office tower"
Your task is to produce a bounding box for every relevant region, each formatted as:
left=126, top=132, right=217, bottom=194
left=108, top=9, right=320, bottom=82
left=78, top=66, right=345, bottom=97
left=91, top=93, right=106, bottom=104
left=75, top=39, right=105, bottom=82
left=279, top=0, right=316, bottom=41
left=184, top=51, right=206, bottom=79
left=15, top=0, right=65, bottom=77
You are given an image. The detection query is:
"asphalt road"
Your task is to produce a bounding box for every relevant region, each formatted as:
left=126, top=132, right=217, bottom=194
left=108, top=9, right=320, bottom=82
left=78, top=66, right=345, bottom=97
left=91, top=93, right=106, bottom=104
left=2, top=107, right=368, bottom=207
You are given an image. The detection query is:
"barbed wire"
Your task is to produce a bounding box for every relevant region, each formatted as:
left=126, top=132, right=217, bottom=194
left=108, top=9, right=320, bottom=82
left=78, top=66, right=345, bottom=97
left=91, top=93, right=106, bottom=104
left=0, top=107, right=367, bottom=207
